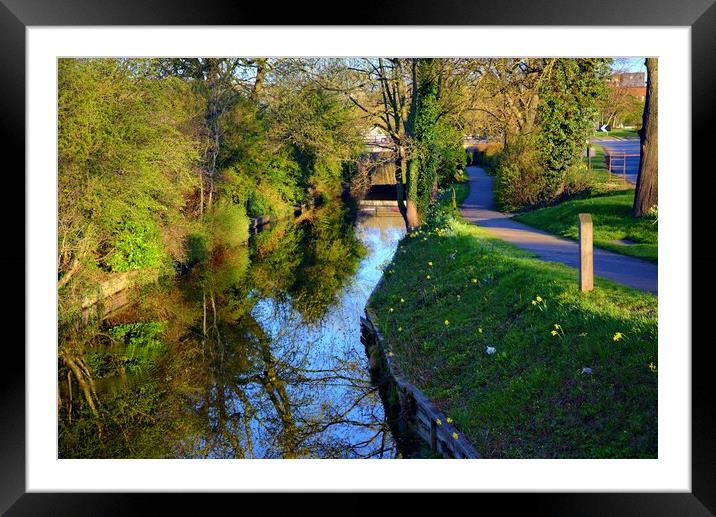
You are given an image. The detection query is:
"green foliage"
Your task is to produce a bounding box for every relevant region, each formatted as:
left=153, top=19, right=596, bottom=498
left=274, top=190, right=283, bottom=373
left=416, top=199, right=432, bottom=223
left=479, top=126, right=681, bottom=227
left=537, top=59, right=609, bottom=194
left=105, top=219, right=163, bottom=272
left=185, top=232, right=209, bottom=265
left=58, top=58, right=202, bottom=288
left=218, top=99, right=305, bottom=217
left=207, top=201, right=250, bottom=250
left=494, top=134, right=546, bottom=211
left=408, top=59, right=441, bottom=220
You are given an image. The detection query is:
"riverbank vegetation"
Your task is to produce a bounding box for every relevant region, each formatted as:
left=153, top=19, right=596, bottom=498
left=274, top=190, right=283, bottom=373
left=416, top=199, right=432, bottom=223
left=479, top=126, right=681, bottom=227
left=367, top=187, right=658, bottom=458
left=58, top=58, right=365, bottom=316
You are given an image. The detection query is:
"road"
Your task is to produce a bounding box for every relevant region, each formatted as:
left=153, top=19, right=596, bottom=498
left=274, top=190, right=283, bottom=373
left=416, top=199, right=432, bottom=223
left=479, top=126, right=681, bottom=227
left=593, top=137, right=640, bottom=184
left=460, top=165, right=658, bottom=294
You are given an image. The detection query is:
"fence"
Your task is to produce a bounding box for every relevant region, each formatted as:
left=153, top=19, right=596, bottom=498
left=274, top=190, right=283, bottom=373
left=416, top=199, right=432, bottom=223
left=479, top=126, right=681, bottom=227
left=605, top=151, right=640, bottom=182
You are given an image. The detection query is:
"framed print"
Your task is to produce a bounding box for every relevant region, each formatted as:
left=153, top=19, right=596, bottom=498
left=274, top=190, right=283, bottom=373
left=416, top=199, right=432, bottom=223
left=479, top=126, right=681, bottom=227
left=3, top=0, right=715, bottom=514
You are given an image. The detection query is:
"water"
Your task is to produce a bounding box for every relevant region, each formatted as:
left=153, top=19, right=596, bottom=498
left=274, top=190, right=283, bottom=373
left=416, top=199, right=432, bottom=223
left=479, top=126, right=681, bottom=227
left=58, top=205, right=406, bottom=459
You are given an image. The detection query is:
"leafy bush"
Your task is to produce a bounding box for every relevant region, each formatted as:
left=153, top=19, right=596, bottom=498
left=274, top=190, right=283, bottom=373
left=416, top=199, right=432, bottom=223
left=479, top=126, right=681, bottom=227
left=560, top=163, right=595, bottom=199
left=105, top=219, right=164, bottom=272
left=494, top=136, right=547, bottom=211
left=474, top=142, right=504, bottom=174
left=207, top=201, right=250, bottom=250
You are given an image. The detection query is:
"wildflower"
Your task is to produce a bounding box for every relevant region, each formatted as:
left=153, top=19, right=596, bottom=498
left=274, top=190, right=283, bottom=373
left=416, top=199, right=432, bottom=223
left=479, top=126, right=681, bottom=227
left=581, top=367, right=593, bottom=375
left=400, top=298, right=405, bottom=303
left=446, top=417, right=454, bottom=424
left=388, top=352, right=394, bottom=357
left=471, top=278, right=477, bottom=283
left=435, top=418, right=442, bottom=425
left=551, top=330, right=558, bottom=336
left=613, top=332, right=624, bottom=342
left=536, top=296, right=543, bottom=302
left=428, top=261, right=433, bottom=267
left=452, top=432, right=459, bottom=440
left=426, top=275, right=431, bottom=279
left=649, top=362, right=658, bottom=373
left=389, top=307, right=394, bottom=313
left=531, top=300, right=537, bottom=305
left=554, top=324, right=561, bottom=330
left=485, top=346, right=496, bottom=355
left=478, top=327, right=483, bottom=334
left=444, top=320, right=450, bottom=326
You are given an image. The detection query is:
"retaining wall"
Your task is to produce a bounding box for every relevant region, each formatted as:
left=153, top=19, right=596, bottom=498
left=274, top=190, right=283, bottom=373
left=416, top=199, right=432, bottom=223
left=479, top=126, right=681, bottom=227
left=360, top=294, right=480, bottom=459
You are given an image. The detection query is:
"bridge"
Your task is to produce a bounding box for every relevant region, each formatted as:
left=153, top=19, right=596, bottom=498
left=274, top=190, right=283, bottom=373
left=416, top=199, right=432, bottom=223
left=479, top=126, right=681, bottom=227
left=357, top=129, right=493, bottom=215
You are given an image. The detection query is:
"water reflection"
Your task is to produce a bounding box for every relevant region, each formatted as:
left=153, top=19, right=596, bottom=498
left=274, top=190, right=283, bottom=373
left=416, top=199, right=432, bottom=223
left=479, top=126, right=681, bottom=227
left=58, top=204, right=406, bottom=458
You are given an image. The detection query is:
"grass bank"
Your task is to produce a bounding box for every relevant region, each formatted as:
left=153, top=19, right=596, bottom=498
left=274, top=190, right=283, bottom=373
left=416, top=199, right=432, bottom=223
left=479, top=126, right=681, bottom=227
left=513, top=188, right=658, bottom=263
left=367, top=186, right=658, bottom=458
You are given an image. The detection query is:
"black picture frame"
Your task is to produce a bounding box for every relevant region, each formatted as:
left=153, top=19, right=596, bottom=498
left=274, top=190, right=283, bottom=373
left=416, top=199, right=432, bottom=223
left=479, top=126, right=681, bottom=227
left=3, top=1, right=713, bottom=514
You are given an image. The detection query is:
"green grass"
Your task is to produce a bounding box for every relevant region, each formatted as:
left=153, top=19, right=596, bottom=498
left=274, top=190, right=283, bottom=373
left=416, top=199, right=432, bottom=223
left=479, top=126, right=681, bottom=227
left=513, top=189, right=658, bottom=263
left=592, top=128, right=640, bottom=139
left=368, top=199, right=657, bottom=458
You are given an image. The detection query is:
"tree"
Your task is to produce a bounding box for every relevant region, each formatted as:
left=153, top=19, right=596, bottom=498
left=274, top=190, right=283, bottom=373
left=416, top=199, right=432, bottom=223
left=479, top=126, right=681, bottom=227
left=537, top=58, right=609, bottom=196
left=632, top=58, right=658, bottom=217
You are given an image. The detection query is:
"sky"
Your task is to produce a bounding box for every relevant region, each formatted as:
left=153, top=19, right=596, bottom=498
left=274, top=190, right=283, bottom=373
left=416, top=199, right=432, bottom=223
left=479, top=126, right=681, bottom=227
left=612, top=57, right=647, bottom=73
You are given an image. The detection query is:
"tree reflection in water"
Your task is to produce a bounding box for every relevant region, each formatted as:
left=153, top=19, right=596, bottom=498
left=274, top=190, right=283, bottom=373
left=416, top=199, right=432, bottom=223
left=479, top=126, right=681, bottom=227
left=58, top=203, right=406, bottom=459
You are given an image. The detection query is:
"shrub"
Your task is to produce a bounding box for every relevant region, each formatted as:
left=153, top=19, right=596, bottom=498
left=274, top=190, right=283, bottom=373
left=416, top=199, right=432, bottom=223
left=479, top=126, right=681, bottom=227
left=104, top=219, right=164, bottom=273
left=560, top=163, right=595, bottom=199
left=494, top=137, right=546, bottom=211
left=207, top=201, right=250, bottom=250
left=474, top=142, right=504, bottom=174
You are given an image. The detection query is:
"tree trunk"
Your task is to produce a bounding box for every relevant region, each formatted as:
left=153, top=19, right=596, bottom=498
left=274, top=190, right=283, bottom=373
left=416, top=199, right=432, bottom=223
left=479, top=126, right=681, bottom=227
left=395, top=147, right=409, bottom=227
left=632, top=58, right=658, bottom=217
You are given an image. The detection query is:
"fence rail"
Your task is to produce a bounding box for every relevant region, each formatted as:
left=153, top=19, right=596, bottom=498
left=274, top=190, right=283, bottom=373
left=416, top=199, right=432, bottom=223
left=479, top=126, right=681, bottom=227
left=605, top=151, right=640, bottom=181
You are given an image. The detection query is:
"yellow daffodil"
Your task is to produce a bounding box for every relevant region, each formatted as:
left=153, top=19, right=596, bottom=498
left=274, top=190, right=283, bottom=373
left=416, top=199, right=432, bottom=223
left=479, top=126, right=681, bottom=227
left=536, top=296, right=543, bottom=302
left=554, top=324, right=561, bottom=330
left=400, top=298, right=405, bottom=303
left=436, top=418, right=442, bottom=425
left=388, top=351, right=394, bottom=357
left=398, top=327, right=402, bottom=332
left=613, top=332, right=624, bottom=341
left=389, top=307, right=394, bottom=313
left=478, top=327, right=483, bottom=334
left=649, top=362, right=658, bottom=373
left=452, top=432, right=459, bottom=440
left=446, top=417, right=454, bottom=424
left=428, top=261, right=433, bottom=267
left=471, top=278, right=477, bottom=283
left=444, top=320, right=450, bottom=326
left=426, top=275, right=431, bottom=279
left=551, top=330, right=558, bottom=336
left=531, top=300, right=537, bottom=305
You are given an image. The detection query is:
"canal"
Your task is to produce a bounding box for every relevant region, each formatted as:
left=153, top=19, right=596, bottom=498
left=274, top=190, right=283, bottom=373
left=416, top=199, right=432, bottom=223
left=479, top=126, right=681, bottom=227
left=58, top=203, right=406, bottom=459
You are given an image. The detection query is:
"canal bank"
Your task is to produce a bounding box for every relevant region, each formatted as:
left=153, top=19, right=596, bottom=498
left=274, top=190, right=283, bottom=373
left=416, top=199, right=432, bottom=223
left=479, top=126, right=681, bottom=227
left=365, top=186, right=658, bottom=458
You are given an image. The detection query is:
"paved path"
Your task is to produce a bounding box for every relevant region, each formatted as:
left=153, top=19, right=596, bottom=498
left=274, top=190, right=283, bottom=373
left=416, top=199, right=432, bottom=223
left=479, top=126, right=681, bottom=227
left=460, top=165, right=657, bottom=294
left=593, top=137, right=640, bottom=184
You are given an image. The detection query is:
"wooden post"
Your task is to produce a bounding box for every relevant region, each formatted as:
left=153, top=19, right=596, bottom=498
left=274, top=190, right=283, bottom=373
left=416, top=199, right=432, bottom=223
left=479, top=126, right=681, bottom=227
left=578, top=213, right=594, bottom=292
